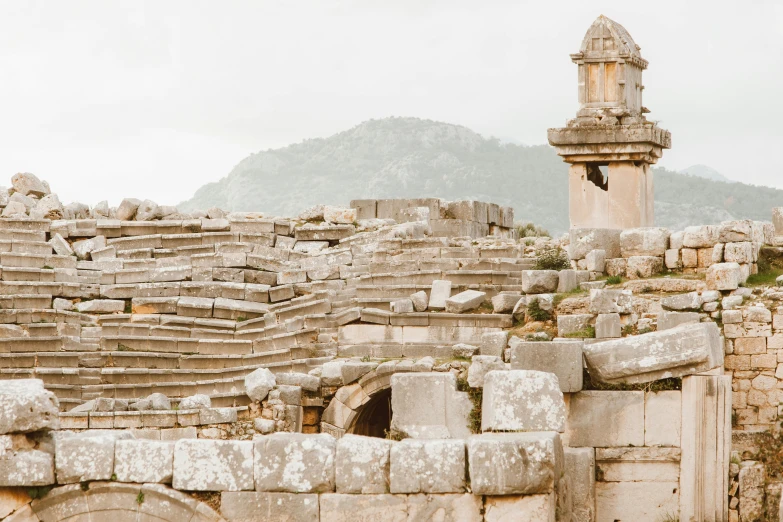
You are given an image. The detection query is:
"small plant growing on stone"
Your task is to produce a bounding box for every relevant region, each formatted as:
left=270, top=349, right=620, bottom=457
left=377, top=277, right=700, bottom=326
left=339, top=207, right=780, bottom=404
left=80, top=481, right=90, bottom=491
left=236, top=316, right=248, bottom=322
left=110, top=473, right=117, bottom=481
left=123, top=301, right=132, bottom=314
left=533, top=246, right=570, bottom=271
left=384, top=428, right=407, bottom=441
left=136, top=491, right=145, bottom=505
left=26, top=486, right=52, bottom=499
left=526, top=299, right=551, bottom=322
left=605, top=275, right=622, bottom=285
left=564, top=325, right=595, bottom=339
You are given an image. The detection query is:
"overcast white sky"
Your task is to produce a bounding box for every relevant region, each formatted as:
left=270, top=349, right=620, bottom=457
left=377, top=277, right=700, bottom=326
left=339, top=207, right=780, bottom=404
left=0, top=0, right=781, bottom=207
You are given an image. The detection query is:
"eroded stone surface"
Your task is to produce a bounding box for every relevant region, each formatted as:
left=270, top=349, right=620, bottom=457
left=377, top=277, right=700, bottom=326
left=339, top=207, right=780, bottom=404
left=114, top=439, right=174, bottom=483
left=0, top=379, right=59, bottom=435
left=481, top=370, right=566, bottom=432
left=335, top=434, right=391, bottom=494
left=254, top=433, right=335, bottom=493
left=173, top=439, right=254, bottom=491
left=389, top=438, right=465, bottom=493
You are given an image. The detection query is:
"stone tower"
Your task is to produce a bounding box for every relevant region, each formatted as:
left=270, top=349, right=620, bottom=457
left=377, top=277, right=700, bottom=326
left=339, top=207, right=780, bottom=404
left=548, top=15, right=671, bottom=229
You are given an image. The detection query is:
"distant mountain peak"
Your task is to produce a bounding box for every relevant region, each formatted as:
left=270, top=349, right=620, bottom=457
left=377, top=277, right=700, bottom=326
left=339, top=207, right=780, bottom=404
left=680, top=164, right=734, bottom=183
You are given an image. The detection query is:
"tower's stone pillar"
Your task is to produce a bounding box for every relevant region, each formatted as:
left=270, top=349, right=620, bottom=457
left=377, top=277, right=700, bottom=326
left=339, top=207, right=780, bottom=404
left=548, top=15, right=671, bottom=229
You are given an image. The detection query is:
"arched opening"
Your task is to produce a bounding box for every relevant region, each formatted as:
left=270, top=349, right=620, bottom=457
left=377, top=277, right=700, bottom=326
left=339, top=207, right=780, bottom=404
left=347, top=388, right=391, bottom=438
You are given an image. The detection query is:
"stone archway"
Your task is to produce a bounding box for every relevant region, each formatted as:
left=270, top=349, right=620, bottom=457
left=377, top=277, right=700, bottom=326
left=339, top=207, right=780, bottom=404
left=320, top=369, right=396, bottom=438
left=30, top=482, right=224, bottom=521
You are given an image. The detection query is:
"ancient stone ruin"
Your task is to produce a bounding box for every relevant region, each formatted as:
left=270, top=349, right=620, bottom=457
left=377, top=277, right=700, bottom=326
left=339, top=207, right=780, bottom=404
left=1, top=14, right=782, bottom=522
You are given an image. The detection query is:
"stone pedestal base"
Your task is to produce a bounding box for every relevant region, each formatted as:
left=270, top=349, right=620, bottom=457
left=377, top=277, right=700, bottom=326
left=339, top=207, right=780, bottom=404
left=568, top=161, right=654, bottom=229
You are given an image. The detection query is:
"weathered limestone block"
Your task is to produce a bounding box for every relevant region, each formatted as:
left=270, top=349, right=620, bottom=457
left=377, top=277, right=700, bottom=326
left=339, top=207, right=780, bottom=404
left=589, top=289, right=633, bottom=314
left=774, top=208, right=783, bottom=235
left=244, top=368, right=276, bottom=402
left=565, top=447, right=595, bottom=522
left=491, top=292, right=522, bottom=313
left=586, top=249, right=606, bottom=272
left=658, top=311, right=700, bottom=331
left=706, top=262, right=743, bottom=291
left=626, top=255, right=663, bottom=279
left=566, top=391, right=644, bottom=447
left=114, top=439, right=174, bottom=483
left=0, top=447, right=54, bottom=486
left=390, top=373, right=472, bottom=439
left=620, top=227, right=670, bottom=257
left=583, top=322, right=723, bottom=384
left=557, top=314, right=592, bottom=337
left=406, top=493, right=482, bottom=522
left=480, top=331, right=509, bottom=357
left=508, top=339, right=583, bottom=392
left=335, top=434, right=391, bottom=494
left=390, top=298, right=414, bottom=313
left=569, top=228, right=621, bottom=260
left=410, top=290, right=428, bottom=312
left=173, top=439, right=254, bottom=491
left=75, top=299, right=125, bottom=313
left=220, top=492, right=319, bottom=521
left=444, top=290, right=485, bottom=313
left=522, top=270, right=559, bottom=294
left=72, top=235, right=106, bottom=260
left=468, top=432, right=562, bottom=495
left=605, top=258, right=627, bottom=277
left=49, top=233, right=73, bottom=256
left=661, top=291, right=703, bottom=311
left=136, top=199, right=161, bottom=221
left=596, top=482, right=679, bottom=522
left=484, top=495, right=556, bottom=522
left=683, top=225, right=720, bottom=248
left=595, top=313, right=621, bottom=338
left=467, top=355, right=505, bottom=388
left=557, top=269, right=588, bottom=293
left=55, top=430, right=133, bottom=483
left=718, top=220, right=754, bottom=243
left=11, top=172, right=48, bottom=197
left=320, top=494, right=407, bottom=522
left=254, top=433, right=335, bottom=493
left=323, top=206, right=357, bottom=224
left=389, top=439, right=465, bottom=493
left=665, top=248, right=680, bottom=269
left=179, top=394, right=211, bottom=410
left=428, top=280, right=452, bottom=310
left=724, top=242, right=754, bottom=264
left=0, top=379, right=59, bottom=434
left=482, top=370, right=566, bottom=432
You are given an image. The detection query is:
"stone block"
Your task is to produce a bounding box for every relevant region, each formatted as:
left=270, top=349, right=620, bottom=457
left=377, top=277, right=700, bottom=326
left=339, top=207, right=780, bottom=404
left=589, top=289, right=632, bottom=314
left=244, top=368, right=276, bottom=403
left=55, top=430, right=132, bottom=483
left=508, top=339, right=583, bottom=392
left=468, top=432, right=561, bottom=495
left=658, top=311, right=700, bottom=331
left=774, top=208, right=783, bottom=235
left=626, top=255, right=663, bottom=279
left=0, top=448, right=54, bottom=486
left=390, top=372, right=472, bottom=439
left=605, top=257, right=627, bottom=276
left=484, top=495, right=556, bottom=522
left=335, top=434, right=391, bottom=494
left=405, top=493, right=482, bottom=521
left=706, top=262, right=742, bottom=291
left=173, top=439, right=254, bottom=491
left=724, top=242, right=754, bottom=264
left=482, top=370, right=566, bottom=432
left=254, top=433, right=335, bottom=493
left=583, top=322, right=723, bottom=384
left=569, top=228, right=621, bottom=260
left=586, top=249, right=606, bottom=272
left=620, top=227, right=670, bottom=257
left=557, top=314, right=592, bottom=337
left=683, top=225, right=720, bottom=248
left=645, top=391, right=682, bottom=447
left=220, top=491, right=319, bottom=521
left=595, top=313, right=621, bottom=338
left=491, top=293, right=522, bottom=313
left=444, top=290, right=486, bottom=313
left=522, top=270, right=559, bottom=294
left=682, top=248, right=698, bottom=268
left=320, top=494, right=407, bottom=522
left=389, top=439, right=465, bottom=493
left=114, top=439, right=174, bottom=483
left=428, top=280, right=452, bottom=310
left=661, top=291, right=702, bottom=311
left=565, top=447, right=595, bottom=522
left=566, top=391, right=644, bottom=447
left=0, top=379, right=59, bottom=434
left=665, top=248, right=680, bottom=269
left=467, top=355, right=505, bottom=388
left=480, top=331, right=509, bottom=357
left=390, top=298, right=414, bottom=313
left=410, top=290, right=428, bottom=312
left=596, top=482, right=679, bottom=521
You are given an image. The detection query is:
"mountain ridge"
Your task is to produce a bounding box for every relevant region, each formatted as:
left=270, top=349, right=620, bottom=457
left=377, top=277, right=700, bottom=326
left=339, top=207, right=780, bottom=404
left=180, top=117, right=783, bottom=235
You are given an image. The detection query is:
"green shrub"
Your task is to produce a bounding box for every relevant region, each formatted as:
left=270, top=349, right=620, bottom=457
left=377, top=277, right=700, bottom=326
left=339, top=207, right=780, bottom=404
left=533, top=246, right=570, bottom=271
left=526, top=299, right=551, bottom=322
left=515, top=221, right=550, bottom=238
left=605, top=275, right=622, bottom=285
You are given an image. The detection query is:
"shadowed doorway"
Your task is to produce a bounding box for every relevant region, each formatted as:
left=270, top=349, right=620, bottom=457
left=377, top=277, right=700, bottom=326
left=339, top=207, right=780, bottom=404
left=347, top=388, right=391, bottom=438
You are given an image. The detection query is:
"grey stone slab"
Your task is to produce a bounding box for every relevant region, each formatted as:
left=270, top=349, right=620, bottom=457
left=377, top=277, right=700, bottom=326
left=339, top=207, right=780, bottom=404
left=320, top=494, right=407, bottom=522
left=114, top=439, right=174, bottom=483
left=508, top=340, right=583, bottom=392
left=0, top=379, right=59, bottom=434
left=220, top=492, right=319, bottom=522
left=335, top=434, right=392, bottom=494
left=54, top=430, right=133, bottom=484
left=589, top=289, right=633, bottom=314
left=406, top=493, right=483, bottom=522
left=468, top=432, right=562, bottom=495
left=172, top=439, right=254, bottom=491
left=390, top=372, right=472, bottom=439
left=481, top=370, right=566, bottom=432
left=522, top=270, right=559, bottom=294
left=254, top=433, right=335, bottom=493
left=565, top=447, right=596, bottom=522
left=389, top=439, right=465, bottom=493
left=657, top=311, right=700, bottom=331
left=566, top=391, right=644, bottom=447
left=595, top=313, right=621, bottom=338
left=583, top=322, right=723, bottom=384
left=0, top=448, right=54, bottom=486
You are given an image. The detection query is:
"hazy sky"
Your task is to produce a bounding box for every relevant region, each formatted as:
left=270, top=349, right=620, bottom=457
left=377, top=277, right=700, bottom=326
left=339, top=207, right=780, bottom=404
left=0, top=0, right=781, bottom=207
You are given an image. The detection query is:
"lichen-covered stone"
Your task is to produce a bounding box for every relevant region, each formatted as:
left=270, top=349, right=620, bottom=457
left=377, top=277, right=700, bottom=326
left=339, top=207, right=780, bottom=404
left=468, top=432, right=562, bottom=495
left=0, top=379, right=59, bottom=434
left=706, top=262, right=743, bottom=291
left=620, top=227, right=670, bottom=257
left=335, top=434, right=392, bottom=494
left=245, top=368, right=276, bottom=402
left=467, top=355, right=505, bottom=388
left=481, top=370, right=566, bottom=432
left=521, top=270, right=560, bottom=294
left=389, top=439, right=466, bottom=493
left=254, top=433, right=336, bottom=493
left=508, top=340, right=583, bottom=392
left=589, top=289, right=633, bottom=314
left=390, top=373, right=472, bottom=439
left=110, top=439, right=173, bottom=484
left=220, top=492, right=320, bottom=521
left=583, top=322, right=723, bottom=384
left=173, top=439, right=254, bottom=491
left=0, top=447, right=54, bottom=486
left=55, top=430, right=133, bottom=484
